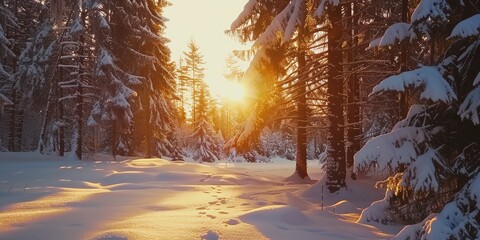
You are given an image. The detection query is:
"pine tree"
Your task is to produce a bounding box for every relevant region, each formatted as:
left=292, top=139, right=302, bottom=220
left=355, top=1, right=480, bottom=238
left=87, top=0, right=176, bottom=158
left=192, top=82, right=221, bottom=162
left=182, top=40, right=205, bottom=127
left=0, top=1, right=18, bottom=151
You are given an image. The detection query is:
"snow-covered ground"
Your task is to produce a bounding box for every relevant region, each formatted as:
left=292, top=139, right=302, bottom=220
left=0, top=152, right=401, bottom=239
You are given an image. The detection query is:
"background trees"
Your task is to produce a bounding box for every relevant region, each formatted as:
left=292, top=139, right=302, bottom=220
left=0, top=0, right=176, bottom=160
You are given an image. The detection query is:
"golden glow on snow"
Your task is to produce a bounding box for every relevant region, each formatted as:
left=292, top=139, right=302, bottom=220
left=0, top=188, right=105, bottom=234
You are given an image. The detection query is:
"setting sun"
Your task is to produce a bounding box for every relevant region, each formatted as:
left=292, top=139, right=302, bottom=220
left=218, top=81, right=247, bottom=103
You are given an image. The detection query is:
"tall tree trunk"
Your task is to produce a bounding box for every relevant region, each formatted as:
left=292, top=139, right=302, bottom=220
left=16, top=108, right=23, bottom=151
left=346, top=2, right=361, bottom=169
left=294, top=0, right=308, bottom=179
left=145, top=95, right=153, bottom=158
left=326, top=4, right=346, bottom=193
left=59, top=87, right=65, bottom=156
left=38, top=4, right=75, bottom=154
left=295, top=44, right=308, bottom=179
left=9, top=86, right=16, bottom=152
left=111, top=119, right=117, bottom=159
left=74, top=9, right=86, bottom=160
left=399, top=0, right=409, bottom=118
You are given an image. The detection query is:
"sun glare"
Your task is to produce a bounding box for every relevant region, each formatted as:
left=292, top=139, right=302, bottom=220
left=222, top=81, right=246, bottom=103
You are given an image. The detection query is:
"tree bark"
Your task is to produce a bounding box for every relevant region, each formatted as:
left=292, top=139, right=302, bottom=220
left=326, top=3, right=346, bottom=193
left=74, top=9, right=86, bottom=160
left=294, top=0, right=308, bottom=179
left=111, top=120, right=117, bottom=159
left=346, top=2, right=361, bottom=169
left=9, top=86, right=16, bottom=152
left=399, top=0, right=409, bottom=119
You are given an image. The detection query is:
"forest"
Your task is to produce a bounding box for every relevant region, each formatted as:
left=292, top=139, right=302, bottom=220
left=0, top=0, right=480, bottom=239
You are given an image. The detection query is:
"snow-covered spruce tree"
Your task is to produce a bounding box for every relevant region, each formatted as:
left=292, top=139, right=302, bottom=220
left=14, top=4, right=58, bottom=153
left=60, top=4, right=92, bottom=160
left=0, top=1, right=17, bottom=150
left=1, top=0, right=46, bottom=152
left=0, top=1, right=16, bottom=76
left=87, top=0, right=176, bottom=158
left=191, top=82, right=221, bottom=162
left=355, top=1, right=480, bottom=238
left=86, top=0, right=137, bottom=157
left=15, top=8, right=57, bottom=111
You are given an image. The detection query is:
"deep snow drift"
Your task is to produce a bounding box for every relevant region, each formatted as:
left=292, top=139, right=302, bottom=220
left=0, top=152, right=400, bottom=239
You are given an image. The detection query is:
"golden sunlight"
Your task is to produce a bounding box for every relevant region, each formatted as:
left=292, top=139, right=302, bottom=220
left=220, top=81, right=247, bottom=103
left=164, top=0, right=250, bottom=100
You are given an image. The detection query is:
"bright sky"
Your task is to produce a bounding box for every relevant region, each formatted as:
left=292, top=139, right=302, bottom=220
left=164, top=0, right=250, bottom=100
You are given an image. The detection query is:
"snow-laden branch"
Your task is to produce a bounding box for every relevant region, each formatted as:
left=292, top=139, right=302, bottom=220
left=367, top=22, right=415, bottom=49
left=411, top=0, right=450, bottom=23
left=0, top=93, right=13, bottom=112
left=458, top=85, right=480, bottom=125
left=354, top=126, right=428, bottom=172
left=448, top=14, right=480, bottom=39
left=284, top=0, right=306, bottom=41
left=370, top=66, right=457, bottom=103
left=230, top=0, right=258, bottom=30
left=254, top=1, right=294, bottom=46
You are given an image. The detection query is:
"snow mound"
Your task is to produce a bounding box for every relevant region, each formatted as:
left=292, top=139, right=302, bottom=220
left=223, top=219, right=240, bottom=225
left=328, top=200, right=358, bottom=214
left=201, top=230, right=219, bottom=240
left=127, top=159, right=169, bottom=168
left=240, top=205, right=311, bottom=226
left=101, top=171, right=154, bottom=185
left=284, top=173, right=316, bottom=184
left=93, top=234, right=128, bottom=240
left=156, top=171, right=209, bottom=182
left=201, top=174, right=279, bottom=185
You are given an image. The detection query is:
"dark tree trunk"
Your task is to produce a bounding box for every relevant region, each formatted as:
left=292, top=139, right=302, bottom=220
left=9, top=86, right=16, bottom=152
left=74, top=9, right=86, bottom=160
left=346, top=2, right=361, bottom=169
left=16, top=108, right=23, bottom=151
left=326, top=4, right=346, bottom=193
left=399, top=0, right=409, bottom=118
left=145, top=95, right=153, bottom=158
left=294, top=1, right=308, bottom=179
left=59, top=87, right=65, bottom=156
left=295, top=47, right=308, bottom=179
left=111, top=120, right=117, bottom=159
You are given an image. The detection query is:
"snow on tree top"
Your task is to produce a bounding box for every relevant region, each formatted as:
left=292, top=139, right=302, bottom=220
left=69, top=17, right=86, bottom=36
left=448, top=14, right=480, bottom=39
left=474, top=72, right=480, bottom=86
left=230, top=0, right=258, bottom=30
left=458, top=86, right=480, bottom=125
left=411, top=0, right=450, bottom=23
left=371, top=66, right=457, bottom=103
left=368, top=22, right=415, bottom=48
left=354, top=126, right=427, bottom=172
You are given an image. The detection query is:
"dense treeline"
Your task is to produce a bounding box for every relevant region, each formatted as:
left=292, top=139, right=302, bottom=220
left=0, top=0, right=176, bottom=160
